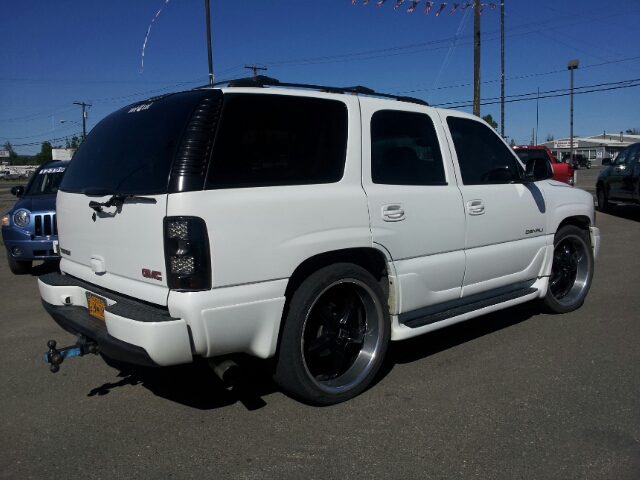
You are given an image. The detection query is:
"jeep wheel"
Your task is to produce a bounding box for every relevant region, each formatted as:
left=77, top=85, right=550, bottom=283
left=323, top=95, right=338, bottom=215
left=274, top=263, right=390, bottom=405
left=543, top=225, right=593, bottom=314
left=597, top=185, right=613, bottom=213
left=7, top=251, right=32, bottom=275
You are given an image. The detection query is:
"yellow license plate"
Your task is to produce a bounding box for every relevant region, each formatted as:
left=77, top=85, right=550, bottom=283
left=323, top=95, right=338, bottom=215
left=86, top=292, right=106, bottom=321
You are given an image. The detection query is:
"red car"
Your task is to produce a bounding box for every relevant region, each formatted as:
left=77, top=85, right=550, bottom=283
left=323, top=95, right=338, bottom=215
left=513, top=145, right=575, bottom=185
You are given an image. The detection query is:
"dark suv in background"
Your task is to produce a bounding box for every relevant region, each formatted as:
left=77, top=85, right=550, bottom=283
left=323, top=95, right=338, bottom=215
left=1, top=160, right=69, bottom=274
left=562, top=153, right=590, bottom=169
left=596, top=142, right=640, bottom=212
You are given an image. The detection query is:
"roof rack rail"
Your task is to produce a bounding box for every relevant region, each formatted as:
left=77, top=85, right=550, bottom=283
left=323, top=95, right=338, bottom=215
left=205, top=76, right=428, bottom=106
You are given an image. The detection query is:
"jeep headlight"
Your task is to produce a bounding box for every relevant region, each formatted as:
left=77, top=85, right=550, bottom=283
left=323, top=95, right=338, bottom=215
left=14, top=210, right=30, bottom=227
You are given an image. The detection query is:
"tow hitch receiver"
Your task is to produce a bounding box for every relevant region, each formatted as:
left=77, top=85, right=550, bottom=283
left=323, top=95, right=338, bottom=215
left=44, top=336, right=100, bottom=373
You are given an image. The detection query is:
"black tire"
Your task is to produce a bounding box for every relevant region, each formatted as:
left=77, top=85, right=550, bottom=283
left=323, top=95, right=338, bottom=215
left=597, top=184, right=613, bottom=213
left=274, top=263, right=390, bottom=405
left=7, top=251, right=32, bottom=275
left=543, top=225, right=593, bottom=314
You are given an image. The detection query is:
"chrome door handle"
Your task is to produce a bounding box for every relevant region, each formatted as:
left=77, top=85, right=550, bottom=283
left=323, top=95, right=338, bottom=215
left=467, top=200, right=485, bottom=215
left=382, top=204, right=405, bottom=222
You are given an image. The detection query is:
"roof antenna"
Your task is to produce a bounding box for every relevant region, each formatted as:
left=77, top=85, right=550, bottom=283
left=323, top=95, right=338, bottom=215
left=205, top=0, right=214, bottom=85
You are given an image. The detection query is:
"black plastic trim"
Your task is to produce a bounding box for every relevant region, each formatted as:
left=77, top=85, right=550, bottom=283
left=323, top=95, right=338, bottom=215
left=168, top=89, right=224, bottom=193
left=42, top=299, right=160, bottom=367
left=400, top=284, right=538, bottom=329
left=39, top=272, right=178, bottom=323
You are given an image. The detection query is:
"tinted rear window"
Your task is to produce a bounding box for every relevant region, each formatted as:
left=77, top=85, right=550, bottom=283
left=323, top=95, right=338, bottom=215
left=60, top=90, right=208, bottom=195
left=206, top=94, right=347, bottom=189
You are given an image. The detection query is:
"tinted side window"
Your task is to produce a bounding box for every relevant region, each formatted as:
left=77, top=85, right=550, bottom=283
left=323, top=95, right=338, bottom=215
left=371, top=110, right=446, bottom=186
left=447, top=116, right=521, bottom=185
left=206, top=95, right=347, bottom=189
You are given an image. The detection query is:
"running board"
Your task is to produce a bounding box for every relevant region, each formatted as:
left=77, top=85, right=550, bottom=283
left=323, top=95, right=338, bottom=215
left=401, top=287, right=538, bottom=329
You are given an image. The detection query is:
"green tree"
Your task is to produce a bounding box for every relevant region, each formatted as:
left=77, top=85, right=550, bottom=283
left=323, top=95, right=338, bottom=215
left=482, top=114, right=498, bottom=130
left=546, top=134, right=554, bottom=142
left=625, top=128, right=640, bottom=135
left=34, top=141, right=53, bottom=164
left=509, top=138, right=516, bottom=147
left=65, top=136, right=82, bottom=149
left=3, top=141, right=18, bottom=164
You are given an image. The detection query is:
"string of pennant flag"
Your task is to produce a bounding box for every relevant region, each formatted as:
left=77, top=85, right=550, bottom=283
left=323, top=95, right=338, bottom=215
left=351, top=1, right=499, bottom=16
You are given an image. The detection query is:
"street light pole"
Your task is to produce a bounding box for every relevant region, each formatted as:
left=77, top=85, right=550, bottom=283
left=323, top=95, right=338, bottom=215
left=567, top=60, right=579, bottom=165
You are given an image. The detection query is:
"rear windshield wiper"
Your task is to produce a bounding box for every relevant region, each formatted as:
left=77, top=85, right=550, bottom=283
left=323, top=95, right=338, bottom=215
left=88, top=193, right=157, bottom=213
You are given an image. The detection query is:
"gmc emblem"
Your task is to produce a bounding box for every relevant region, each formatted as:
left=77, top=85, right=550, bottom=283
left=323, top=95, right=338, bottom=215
left=142, top=269, right=162, bottom=281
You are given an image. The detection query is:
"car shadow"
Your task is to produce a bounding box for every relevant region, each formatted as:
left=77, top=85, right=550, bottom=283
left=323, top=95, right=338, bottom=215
left=598, top=205, right=640, bottom=223
left=89, top=302, right=540, bottom=410
left=95, top=354, right=279, bottom=411
left=372, top=301, right=540, bottom=387
left=30, top=260, right=61, bottom=276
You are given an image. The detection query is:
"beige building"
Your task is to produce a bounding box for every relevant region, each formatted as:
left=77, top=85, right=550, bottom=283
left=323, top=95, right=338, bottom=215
left=541, top=132, right=640, bottom=163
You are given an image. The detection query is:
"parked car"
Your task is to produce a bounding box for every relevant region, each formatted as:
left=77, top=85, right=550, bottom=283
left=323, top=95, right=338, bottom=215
left=596, top=142, right=640, bottom=212
left=39, top=78, right=599, bottom=405
left=513, top=145, right=575, bottom=185
left=562, top=153, right=590, bottom=169
left=2, top=160, right=69, bottom=274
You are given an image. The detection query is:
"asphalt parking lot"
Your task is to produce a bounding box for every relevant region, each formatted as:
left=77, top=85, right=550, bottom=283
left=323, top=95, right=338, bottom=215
left=1, top=167, right=639, bottom=479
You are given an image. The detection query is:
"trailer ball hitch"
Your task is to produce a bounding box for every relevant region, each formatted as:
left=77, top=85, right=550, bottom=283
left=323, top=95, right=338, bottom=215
left=44, top=336, right=100, bottom=373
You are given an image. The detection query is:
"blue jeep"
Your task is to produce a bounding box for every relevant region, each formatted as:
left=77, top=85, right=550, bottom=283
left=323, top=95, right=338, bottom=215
left=2, top=160, right=69, bottom=274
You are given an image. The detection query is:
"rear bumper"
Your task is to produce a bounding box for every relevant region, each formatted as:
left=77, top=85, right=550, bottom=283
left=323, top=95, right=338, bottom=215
left=38, top=272, right=193, bottom=367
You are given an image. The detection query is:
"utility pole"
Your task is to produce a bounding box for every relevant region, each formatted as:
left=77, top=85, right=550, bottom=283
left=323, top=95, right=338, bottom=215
left=500, top=1, right=505, bottom=137
left=473, top=0, right=481, bottom=117
left=205, top=0, right=214, bottom=86
left=568, top=59, right=579, bottom=164
left=73, top=101, right=91, bottom=140
left=244, top=64, right=267, bottom=78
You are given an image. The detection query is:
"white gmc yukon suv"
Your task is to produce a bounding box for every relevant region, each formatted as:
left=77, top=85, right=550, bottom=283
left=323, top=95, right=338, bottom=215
left=39, top=77, right=600, bottom=405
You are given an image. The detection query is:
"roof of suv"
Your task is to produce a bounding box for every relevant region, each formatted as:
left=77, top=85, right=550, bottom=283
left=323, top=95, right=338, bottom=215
left=199, top=75, right=430, bottom=107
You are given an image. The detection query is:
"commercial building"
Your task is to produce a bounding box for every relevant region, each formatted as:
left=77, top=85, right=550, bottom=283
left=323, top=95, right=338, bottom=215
left=541, top=132, right=640, bottom=163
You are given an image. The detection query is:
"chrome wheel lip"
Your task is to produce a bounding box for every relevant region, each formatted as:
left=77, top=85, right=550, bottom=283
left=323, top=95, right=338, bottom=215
left=549, top=234, right=591, bottom=306
left=301, top=278, right=384, bottom=393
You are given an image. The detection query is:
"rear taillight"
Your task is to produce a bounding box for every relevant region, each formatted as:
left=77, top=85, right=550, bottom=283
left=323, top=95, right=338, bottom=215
left=164, top=217, right=211, bottom=290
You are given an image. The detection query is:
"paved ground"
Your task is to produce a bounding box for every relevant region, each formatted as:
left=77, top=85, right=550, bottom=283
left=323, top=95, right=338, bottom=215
left=1, top=167, right=639, bottom=479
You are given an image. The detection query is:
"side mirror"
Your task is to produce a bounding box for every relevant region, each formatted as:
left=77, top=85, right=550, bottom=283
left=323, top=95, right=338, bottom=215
left=523, top=157, right=553, bottom=183
left=10, top=186, right=25, bottom=198
left=602, top=158, right=611, bottom=165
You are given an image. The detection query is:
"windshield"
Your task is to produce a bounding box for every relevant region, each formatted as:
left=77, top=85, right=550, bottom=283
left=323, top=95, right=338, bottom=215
left=60, top=90, right=209, bottom=195
left=514, top=149, right=550, bottom=163
left=25, top=166, right=66, bottom=195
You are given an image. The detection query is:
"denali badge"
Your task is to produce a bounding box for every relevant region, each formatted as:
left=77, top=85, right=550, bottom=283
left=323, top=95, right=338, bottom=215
left=525, top=228, right=544, bottom=234
left=142, top=269, right=162, bottom=281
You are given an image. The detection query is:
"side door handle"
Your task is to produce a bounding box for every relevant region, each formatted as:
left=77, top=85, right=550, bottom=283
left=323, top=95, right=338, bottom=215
left=382, top=204, right=405, bottom=222
left=467, top=199, right=485, bottom=215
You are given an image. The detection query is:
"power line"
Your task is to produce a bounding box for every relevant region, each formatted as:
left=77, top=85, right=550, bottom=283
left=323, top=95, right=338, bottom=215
left=435, top=78, right=640, bottom=108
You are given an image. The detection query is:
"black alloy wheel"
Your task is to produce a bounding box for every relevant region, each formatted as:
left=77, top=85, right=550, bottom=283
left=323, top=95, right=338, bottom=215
left=597, top=185, right=613, bottom=213
left=274, top=263, right=390, bottom=405
left=543, top=225, right=593, bottom=314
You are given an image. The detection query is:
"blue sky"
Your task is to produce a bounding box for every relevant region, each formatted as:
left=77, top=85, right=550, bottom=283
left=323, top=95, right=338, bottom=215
left=2, top=0, right=639, bottom=155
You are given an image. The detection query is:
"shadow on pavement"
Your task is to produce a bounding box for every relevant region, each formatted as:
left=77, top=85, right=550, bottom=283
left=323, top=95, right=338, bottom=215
left=95, top=354, right=279, bottom=411
left=375, top=302, right=540, bottom=383
left=90, top=302, right=540, bottom=411
left=598, top=205, right=640, bottom=223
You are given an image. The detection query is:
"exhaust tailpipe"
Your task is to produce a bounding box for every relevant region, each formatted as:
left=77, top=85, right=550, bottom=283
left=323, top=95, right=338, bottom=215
left=208, top=358, right=241, bottom=385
